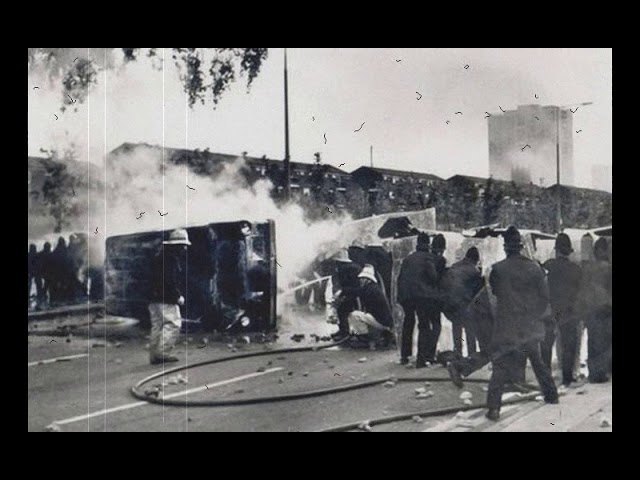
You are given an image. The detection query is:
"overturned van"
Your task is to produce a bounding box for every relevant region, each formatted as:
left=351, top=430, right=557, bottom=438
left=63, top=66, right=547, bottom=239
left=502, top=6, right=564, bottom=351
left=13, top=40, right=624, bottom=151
left=105, top=220, right=277, bottom=332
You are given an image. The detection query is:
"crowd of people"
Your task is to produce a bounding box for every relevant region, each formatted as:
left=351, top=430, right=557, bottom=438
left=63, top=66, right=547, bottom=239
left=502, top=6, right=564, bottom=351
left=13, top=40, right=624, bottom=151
left=27, top=234, right=98, bottom=310
left=320, top=226, right=612, bottom=421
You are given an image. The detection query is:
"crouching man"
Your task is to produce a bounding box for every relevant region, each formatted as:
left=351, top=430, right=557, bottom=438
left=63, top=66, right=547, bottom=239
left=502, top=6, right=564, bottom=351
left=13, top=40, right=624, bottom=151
left=148, top=229, right=191, bottom=365
left=348, top=265, right=395, bottom=349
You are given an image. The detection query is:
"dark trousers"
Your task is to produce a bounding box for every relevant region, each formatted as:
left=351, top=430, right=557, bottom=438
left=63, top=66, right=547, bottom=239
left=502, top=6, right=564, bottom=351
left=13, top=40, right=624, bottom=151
left=400, top=299, right=441, bottom=364
left=541, top=315, right=580, bottom=385
left=337, top=296, right=358, bottom=335
left=451, top=315, right=478, bottom=356
left=586, top=307, right=612, bottom=382
left=451, top=303, right=491, bottom=377
left=487, top=340, right=558, bottom=411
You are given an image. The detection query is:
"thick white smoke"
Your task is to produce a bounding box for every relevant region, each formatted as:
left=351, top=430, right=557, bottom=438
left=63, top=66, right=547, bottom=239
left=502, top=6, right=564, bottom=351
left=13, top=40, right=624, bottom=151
left=106, top=146, right=352, bottom=289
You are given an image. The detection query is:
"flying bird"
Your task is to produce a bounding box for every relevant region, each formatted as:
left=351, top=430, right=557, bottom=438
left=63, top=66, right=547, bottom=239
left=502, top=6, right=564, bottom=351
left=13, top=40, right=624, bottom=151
left=354, top=122, right=365, bottom=132
left=158, top=210, right=168, bottom=216
left=570, top=107, right=579, bottom=113
left=187, top=185, right=195, bottom=190
left=535, top=94, right=539, bottom=99
left=395, top=59, right=401, bottom=62
left=95, top=227, right=99, bottom=234
left=576, top=130, right=582, bottom=133
left=136, top=212, right=145, bottom=219
left=446, top=120, right=450, bottom=124
left=499, top=106, right=506, bottom=113
left=54, top=114, right=58, bottom=120
left=521, top=144, right=531, bottom=151
left=33, top=87, right=39, bottom=90
left=339, top=163, right=345, bottom=167
left=416, top=92, right=422, bottom=100
left=484, top=112, right=491, bottom=118
left=535, top=116, right=540, bottom=120
left=324, top=133, right=327, bottom=144
left=455, top=112, right=463, bottom=115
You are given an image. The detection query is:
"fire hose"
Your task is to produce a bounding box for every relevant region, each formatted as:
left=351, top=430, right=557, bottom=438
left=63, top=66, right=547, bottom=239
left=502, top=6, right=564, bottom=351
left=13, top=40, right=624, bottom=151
left=130, top=336, right=546, bottom=431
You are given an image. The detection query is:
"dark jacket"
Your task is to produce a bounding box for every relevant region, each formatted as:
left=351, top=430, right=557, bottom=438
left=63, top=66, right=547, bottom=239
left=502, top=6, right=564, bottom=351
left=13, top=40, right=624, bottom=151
left=150, top=250, right=185, bottom=304
left=334, top=262, right=362, bottom=296
left=576, top=259, right=612, bottom=315
left=364, top=246, right=393, bottom=299
left=440, top=258, right=484, bottom=316
left=543, top=256, right=582, bottom=321
left=489, top=253, right=550, bottom=347
left=397, top=248, right=439, bottom=303
left=357, top=281, right=394, bottom=329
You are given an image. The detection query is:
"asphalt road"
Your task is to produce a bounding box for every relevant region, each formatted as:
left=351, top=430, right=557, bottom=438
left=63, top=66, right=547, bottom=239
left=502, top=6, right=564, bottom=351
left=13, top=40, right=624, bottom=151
left=28, top=321, right=490, bottom=432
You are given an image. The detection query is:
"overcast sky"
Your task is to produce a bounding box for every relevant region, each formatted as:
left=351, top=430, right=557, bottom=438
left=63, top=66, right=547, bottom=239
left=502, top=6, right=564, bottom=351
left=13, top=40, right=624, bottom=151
left=28, top=48, right=612, bottom=189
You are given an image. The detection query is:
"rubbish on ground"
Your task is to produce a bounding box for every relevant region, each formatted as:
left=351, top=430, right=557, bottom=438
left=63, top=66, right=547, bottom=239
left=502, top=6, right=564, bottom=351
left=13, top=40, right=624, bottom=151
left=463, top=398, right=473, bottom=406
left=383, top=381, right=396, bottom=388
left=357, top=420, right=372, bottom=432
left=460, top=391, right=473, bottom=400
left=424, top=382, right=431, bottom=387
left=416, top=391, right=434, bottom=399
left=415, top=387, right=427, bottom=395
left=358, top=357, right=368, bottom=363
left=535, top=395, right=544, bottom=402
left=576, top=389, right=586, bottom=395
left=290, top=334, right=305, bottom=342
left=45, top=423, right=61, bottom=432
left=256, top=366, right=266, bottom=373
left=412, top=415, right=424, bottom=424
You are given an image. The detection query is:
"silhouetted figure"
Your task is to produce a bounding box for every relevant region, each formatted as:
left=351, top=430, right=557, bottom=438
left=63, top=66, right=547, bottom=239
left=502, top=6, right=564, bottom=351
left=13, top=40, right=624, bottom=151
left=580, top=237, right=612, bottom=383
left=364, top=243, right=393, bottom=302
left=484, top=226, right=558, bottom=422
left=50, top=237, right=69, bottom=305
left=541, top=234, right=583, bottom=386
left=441, top=247, right=484, bottom=356
left=36, top=242, right=53, bottom=308
left=28, top=244, right=37, bottom=307
left=398, top=233, right=440, bottom=367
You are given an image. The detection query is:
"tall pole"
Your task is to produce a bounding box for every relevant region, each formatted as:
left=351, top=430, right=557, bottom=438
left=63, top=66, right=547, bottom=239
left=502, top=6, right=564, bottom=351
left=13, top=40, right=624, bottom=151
left=370, top=145, right=373, bottom=167
left=556, top=106, right=562, bottom=233
left=284, top=48, right=291, bottom=200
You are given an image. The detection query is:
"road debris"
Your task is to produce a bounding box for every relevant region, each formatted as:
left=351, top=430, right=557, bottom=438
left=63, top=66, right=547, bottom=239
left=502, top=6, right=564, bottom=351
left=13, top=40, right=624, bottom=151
left=44, top=423, right=61, bottom=432
left=460, top=391, right=473, bottom=400
left=357, top=420, right=373, bottom=432
left=416, top=391, right=434, bottom=399
left=358, top=357, right=368, bottom=363
left=412, top=415, right=424, bottom=424
left=383, top=380, right=397, bottom=388
left=600, top=417, right=611, bottom=428
left=462, top=398, right=473, bottom=406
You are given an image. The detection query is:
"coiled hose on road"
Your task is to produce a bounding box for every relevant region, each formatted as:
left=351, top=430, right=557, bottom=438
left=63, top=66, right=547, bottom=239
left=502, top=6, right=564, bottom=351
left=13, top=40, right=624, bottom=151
left=131, top=337, right=543, bottom=431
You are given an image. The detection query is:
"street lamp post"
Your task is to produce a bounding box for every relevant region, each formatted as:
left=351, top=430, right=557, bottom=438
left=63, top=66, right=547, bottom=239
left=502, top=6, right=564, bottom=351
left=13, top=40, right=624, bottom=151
left=283, top=48, right=291, bottom=201
left=555, top=101, right=592, bottom=233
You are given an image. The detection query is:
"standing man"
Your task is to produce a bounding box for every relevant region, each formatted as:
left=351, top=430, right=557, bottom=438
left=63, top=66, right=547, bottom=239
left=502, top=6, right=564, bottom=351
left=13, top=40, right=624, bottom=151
left=582, top=237, right=612, bottom=383
left=541, top=233, right=583, bottom=386
left=397, top=232, right=440, bottom=367
left=429, top=233, right=448, bottom=361
left=36, top=242, right=53, bottom=309
left=441, top=247, right=484, bottom=357
left=485, top=226, right=558, bottom=421
left=148, top=229, right=191, bottom=365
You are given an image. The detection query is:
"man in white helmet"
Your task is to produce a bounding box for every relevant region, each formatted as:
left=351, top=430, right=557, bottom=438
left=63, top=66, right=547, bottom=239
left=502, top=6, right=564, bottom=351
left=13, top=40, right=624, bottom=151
left=148, top=229, right=191, bottom=365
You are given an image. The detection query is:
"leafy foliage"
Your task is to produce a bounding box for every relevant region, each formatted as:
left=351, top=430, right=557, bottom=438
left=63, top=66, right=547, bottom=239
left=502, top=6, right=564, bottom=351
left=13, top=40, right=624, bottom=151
left=28, top=48, right=269, bottom=109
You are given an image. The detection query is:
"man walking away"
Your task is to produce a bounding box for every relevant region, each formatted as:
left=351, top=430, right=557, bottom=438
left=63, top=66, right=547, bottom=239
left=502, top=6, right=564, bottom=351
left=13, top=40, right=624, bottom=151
left=485, top=226, right=558, bottom=421
left=348, top=264, right=395, bottom=349
left=441, top=247, right=484, bottom=357
left=148, top=229, right=191, bottom=365
left=397, top=233, right=440, bottom=367
left=541, top=233, right=583, bottom=386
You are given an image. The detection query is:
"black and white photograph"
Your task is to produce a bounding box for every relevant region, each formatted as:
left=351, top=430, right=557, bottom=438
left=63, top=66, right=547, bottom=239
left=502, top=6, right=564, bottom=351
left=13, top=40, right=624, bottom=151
left=27, top=48, right=612, bottom=432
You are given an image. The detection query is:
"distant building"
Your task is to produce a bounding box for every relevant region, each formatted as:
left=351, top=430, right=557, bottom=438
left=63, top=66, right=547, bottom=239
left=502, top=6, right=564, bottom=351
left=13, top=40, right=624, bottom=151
left=591, top=164, right=612, bottom=192
left=488, top=104, right=574, bottom=187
